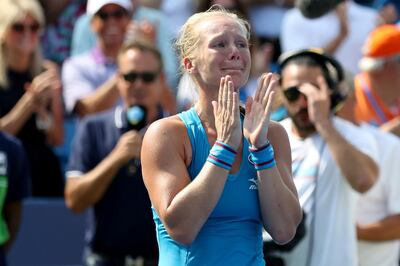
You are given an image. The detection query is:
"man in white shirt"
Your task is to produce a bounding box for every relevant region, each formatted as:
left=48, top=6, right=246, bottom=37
left=269, top=49, right=378, bottom=266
left=281, top=0, right=379, bottom=74
left=337, top=72, right=400, bottom=266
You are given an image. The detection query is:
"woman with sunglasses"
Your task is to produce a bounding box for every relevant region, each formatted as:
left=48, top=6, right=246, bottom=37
left=141, top=6, right=302, bottom=265
left=0, top=0, right=64, bottom=197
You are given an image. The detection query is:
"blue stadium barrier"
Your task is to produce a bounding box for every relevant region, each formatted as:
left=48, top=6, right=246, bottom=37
left=8, top=198, right=87, bottom=266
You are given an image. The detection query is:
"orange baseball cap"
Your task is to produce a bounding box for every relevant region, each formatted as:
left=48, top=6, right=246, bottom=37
left=359, top=24, right=400, bottom=71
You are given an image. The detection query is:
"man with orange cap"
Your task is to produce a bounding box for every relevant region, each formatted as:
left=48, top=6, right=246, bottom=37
left=354, top=24, right=400, bottom=137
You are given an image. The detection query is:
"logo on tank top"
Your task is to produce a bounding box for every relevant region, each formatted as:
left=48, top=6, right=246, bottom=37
left=248, top=178, right=258, bottom=190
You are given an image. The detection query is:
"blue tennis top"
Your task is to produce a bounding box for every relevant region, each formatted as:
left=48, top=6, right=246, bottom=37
left=153, top=108, right=266, bottom=266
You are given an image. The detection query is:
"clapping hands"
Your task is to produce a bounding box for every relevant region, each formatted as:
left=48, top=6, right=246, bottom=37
left=212, top=73, right=278, bottom=150
left=243, top=73, right=277, bottom=148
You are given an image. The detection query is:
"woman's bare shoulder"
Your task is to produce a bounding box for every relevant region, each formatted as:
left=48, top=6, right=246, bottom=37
left=146, top=115, right=186, bottom=136
left=143, top=114, right=192, bottom=166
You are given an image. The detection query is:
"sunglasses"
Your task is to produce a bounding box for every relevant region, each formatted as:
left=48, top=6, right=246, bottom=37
left=121, top=71, right=159, bottom=84
left=96, top=9, right=128, bottom=21
left=283, top=86, right=302, bottom=102
left=11, top=23, right=40, bottom=34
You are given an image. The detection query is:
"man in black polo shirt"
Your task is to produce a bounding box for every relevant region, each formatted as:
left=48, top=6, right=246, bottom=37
left=65, top=40, right=167, bottom=266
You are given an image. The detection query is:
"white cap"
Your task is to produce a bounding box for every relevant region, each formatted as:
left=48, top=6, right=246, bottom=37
left=87, top=0, right=132, bottom=18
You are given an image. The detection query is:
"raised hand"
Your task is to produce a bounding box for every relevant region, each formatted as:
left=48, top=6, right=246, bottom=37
left=212, top=75, right=241, bottom=150
left=298, top=75, right=331, bottom=125
left=26, top=68, right=60, bottom=108
left=125, top=20, right=157, bottom=44
left=243, top=73, right=277, bottom=148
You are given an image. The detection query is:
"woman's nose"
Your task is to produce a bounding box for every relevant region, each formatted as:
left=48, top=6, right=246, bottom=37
left=228, top=44, right=240, bottom=60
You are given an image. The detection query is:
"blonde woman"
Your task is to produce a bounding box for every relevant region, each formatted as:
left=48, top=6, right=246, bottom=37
left=142, top=6, right=302, bottom=265
left=0, top=0, right=64, bottom=197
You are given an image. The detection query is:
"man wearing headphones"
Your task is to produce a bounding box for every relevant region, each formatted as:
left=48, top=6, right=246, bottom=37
left=270, top=49, right=379, bottom=266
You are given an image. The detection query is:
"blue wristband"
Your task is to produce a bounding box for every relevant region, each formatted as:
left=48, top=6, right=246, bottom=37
left=248, top=141, right=276, bottom=171
left=207, top=140, right=237, bottom=171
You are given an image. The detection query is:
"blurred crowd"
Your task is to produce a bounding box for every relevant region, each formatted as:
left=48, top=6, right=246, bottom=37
left=0, top=0, right=399, bottom=265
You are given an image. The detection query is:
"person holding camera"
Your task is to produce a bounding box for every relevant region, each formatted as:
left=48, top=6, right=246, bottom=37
left=64, top=40, right=166, bottom=266
left=267, top=49, right=379, bottom=266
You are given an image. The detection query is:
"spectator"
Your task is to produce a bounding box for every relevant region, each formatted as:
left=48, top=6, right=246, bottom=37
left=268, top=49, right=378, bottom=266
left=337, top=71, right=400, bottom=266
left=357, top=0, right=400, bottom=24
left=0, top=131, right=30, bottom=266
left=62, top=0, right=133, bottom=117
left=281, top=0, right=379, bottom=74
left=375, top=0, right=400, bottom=24
left=71, top=0, right=179, bottom=91
left=64, top=40, right=164, bottom=266
left=160, top=0, right=194, bottom=38
left=354, top=24, right=400, bottom=137
left=63, top=0, right=175, bottom=117
left=39, top=0, right=86, bottom=65
left=248, top=0, right=294, bottom=64
left=196, top=0, right=250, bottom=20
left=0, top=0, right=64, bottom=197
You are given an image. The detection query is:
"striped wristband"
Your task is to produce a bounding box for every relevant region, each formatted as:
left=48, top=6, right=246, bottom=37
left=207, top=140, right=237, bottom=171
left=248, top=141, right=276, bottom=171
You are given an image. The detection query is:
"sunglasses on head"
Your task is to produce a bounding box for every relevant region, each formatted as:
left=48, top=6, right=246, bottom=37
left=11, top=23, right=40, bottom=34
left=122, top=71, right=159, bottom=84
left=96, top=9, right=128, bottom=21
left=283, top=86, right=302, bottom=102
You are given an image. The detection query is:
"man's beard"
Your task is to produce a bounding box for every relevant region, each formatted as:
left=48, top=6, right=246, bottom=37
left=288, top=108, right=316, bottom=135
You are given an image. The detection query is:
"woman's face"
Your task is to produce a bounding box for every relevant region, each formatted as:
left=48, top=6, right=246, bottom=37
left=190, top=16, right=251, bottom=92
left=4, top=13, right=41, bottom=56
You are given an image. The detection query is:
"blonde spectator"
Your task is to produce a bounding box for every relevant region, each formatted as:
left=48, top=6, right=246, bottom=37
left=0, top=0, right=64, bottom=197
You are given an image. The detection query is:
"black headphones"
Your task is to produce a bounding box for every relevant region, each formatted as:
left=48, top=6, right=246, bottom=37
left=277, top=48, right=345, bottom=112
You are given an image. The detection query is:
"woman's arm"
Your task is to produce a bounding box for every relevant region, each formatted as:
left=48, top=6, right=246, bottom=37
left=258, top=122, right=302, bottom=244
left=1, top=70, right=55, bottom=136
left=46, top=85, right=64, bottom=146
left=243, top=73, right=302, bottom=244
left=142, top=118, right=230, bottom=245
left=0, top=90, right=36, bottom=135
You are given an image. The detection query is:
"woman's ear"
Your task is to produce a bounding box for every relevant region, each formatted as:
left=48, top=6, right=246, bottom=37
left=184, top=57, right=196, bottom=74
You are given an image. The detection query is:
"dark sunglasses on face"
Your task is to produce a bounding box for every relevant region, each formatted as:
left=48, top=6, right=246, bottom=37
left=122, top=71, right=159, bottom=84
left=283, top=86, right=302, bottom=102
left=11, top=23, right=40, bottom=34
left=96, top=9, right=128, bottom=21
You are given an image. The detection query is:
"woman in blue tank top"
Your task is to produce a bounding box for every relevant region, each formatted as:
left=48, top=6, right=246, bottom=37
left=141, top=6, right=302, bottom=266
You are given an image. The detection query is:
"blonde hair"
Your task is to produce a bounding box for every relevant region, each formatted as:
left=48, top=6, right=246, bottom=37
left=175, top=5, right=250, bottom=71
left=0, top=0, right=45, bottom=88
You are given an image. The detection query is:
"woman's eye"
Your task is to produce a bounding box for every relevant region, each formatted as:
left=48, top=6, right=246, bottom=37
left=237, top=42, right=248, bottom=48
left=215, top=42, right=225, bottom=48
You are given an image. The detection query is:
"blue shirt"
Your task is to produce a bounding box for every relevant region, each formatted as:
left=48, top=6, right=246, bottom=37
left=66, top=107, right=159, bottom=258
left=153, top=108, right=266, bottom=266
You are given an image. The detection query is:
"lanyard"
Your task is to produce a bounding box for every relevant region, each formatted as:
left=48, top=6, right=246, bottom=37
left=360, top=77, right=389, bottom=124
